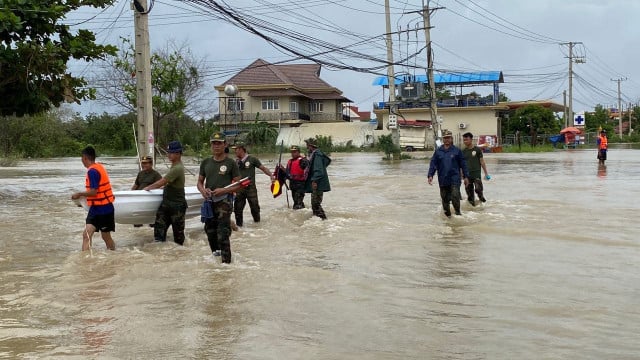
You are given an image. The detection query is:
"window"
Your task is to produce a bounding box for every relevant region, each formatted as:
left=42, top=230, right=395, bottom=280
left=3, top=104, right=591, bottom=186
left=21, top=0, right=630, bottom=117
left=261, top=98, right=279, bottom=110
left=228, top=98, right=245, bottom=112
left=289, top=101, right=298, bottom=113
left=310, top=101, right=324, bottom=113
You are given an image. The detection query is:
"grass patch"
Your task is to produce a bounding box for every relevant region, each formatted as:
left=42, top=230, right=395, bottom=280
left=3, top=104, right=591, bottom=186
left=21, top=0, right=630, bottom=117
left=0, top=155, right=19, bottom=167
left=501, top=144, right=556, bottom=153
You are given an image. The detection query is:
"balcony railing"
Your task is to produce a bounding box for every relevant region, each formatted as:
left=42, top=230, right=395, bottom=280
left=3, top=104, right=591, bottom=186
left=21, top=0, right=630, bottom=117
left=218, top=112, right=344, bottom=123
left=373, top=97, right=497, bottom=110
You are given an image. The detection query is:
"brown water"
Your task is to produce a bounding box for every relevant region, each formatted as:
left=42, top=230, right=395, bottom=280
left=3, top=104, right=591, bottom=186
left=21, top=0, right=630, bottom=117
left=1, top=150, right=639, bottom=359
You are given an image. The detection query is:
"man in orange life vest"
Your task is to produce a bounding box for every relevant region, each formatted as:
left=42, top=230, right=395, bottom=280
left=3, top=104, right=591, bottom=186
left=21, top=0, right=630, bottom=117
left=281, top=145, right=309, bottom=209
left=597, top=129, right=608, bottom=166
left=71, top=146, right=116, bottom=251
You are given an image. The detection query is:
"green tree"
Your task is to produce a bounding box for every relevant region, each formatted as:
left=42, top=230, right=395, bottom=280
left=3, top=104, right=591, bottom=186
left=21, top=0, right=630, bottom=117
left=0, top=0, right=117, bottom=116
left=98, top=38, right=210, bottom=145
left=0, top=112, right=81, bottom=157
left=505, top=105, right=560, bottom=137
left=83, top=112, right=136, bottom=154
left=585, top=104, right=612, bottom=133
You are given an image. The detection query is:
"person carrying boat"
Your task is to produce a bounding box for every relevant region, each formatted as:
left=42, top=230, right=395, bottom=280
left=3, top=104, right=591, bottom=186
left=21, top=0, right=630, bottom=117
left=597, top=129, right=608, bottom=166
left=231, top=141, right=274, bottom=227
left=197, top=132, right=241, bottom=263
left=427, top=130, right=469, bottom=217
left=71, top=146, right=116, bottom=251
left=131, top=156, right=162, bottom=190
left=304, top=137, right=331, bottom=220
left=131, top=155, right=162, bottom=227
left=144, top=141, right=187, bottom=245
left=281, top=145, right=308, bottom=209
left=461, top=132, right=490, bottom=206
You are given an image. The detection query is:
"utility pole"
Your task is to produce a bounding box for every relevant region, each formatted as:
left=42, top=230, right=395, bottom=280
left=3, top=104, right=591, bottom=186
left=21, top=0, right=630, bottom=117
left=561, top=42, right=584, bottom=128
left=611, top=77, right=627, bottom=139
left=384, top=0, right=399, bottom=150
left=562, top=90, right=567, bottom=126
left=133, top=0, right=154, bottom=159
left=422, top=1, right=442, bottom=147
left=629, top=102, right=633, bottom=136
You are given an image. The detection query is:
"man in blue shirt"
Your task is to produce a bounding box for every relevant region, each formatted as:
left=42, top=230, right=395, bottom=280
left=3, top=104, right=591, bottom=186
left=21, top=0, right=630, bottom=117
left=71, top=146, right=116, bottom=251
left=428, top=130, right=469, bottom=217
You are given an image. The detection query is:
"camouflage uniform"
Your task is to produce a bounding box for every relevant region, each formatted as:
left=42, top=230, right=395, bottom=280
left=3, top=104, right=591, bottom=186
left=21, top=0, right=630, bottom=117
left=310, top=190, right=326, bottom=219
left=289, top=180, right=306, bottom=209
left=199, top=132, right=240, bottom=263
left=153, top=147, right=186, bottom=244
left=204, top=197, right=233, bottom=262
left=154, top=202, right=186, bottom=245
left=234, top=184, right=260, bottom=226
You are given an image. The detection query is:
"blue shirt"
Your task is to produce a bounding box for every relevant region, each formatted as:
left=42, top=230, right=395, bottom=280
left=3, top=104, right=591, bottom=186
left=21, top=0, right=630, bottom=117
left=427, top=145, right=469, bottom=187
left=87, top=168, right=114, bottom=216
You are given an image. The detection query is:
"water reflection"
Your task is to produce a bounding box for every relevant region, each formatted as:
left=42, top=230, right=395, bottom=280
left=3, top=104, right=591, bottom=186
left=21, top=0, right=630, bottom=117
left=597, top=164, right=607, bottom=178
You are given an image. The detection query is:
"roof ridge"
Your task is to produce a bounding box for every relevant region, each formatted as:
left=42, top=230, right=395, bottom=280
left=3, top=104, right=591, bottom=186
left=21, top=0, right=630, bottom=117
left=265, top=62, right=292, bottom=85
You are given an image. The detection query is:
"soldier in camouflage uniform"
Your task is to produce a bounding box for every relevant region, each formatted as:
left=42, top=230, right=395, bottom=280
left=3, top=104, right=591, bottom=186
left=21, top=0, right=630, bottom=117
left=131, top=156, right=162, bottom=190
left=144, top=141, right=187, bottom=244
left=281, top=145, right=308, bottom=209
left=231, top=141, right=274, bottom=226
left=197, top=132, right=241, bottom=263
left=131, top=155, right=162, bottom=227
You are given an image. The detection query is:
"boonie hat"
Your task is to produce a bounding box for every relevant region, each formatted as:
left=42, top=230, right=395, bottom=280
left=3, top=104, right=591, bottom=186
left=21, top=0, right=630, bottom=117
left=290, top=145, right=301, bottom=151
left=167, top=141, right=183, bottom=153
left=231, top=141, right=246, bottom=149
left=210, top=132, right=225, bottom=142
left=140, top=155, right=153, bottom=163
left=442, top=129, right=453, bottom=138
left=304, top=138, right=318, bottom=147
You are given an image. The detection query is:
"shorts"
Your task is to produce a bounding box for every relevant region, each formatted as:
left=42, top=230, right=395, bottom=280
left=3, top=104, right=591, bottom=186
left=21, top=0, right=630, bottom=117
left=598, top=149, right=607, bottom=161
left=86, top=212, right=115, bottom=233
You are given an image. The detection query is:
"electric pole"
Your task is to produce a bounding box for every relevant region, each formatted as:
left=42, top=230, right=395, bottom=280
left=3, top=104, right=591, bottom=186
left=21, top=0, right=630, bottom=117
left=563, top=90, right=567, bottom=126
left=384, top=0, right=399, bottom=150
left=133, top=0, right=154, bottom=159
left=422, top=1, right=442, bottom=147
left=561, top=42, right=584, bottom=128
left=611, top=77, right=627, bottom=139
left=629, top=102, right=633, bottom=136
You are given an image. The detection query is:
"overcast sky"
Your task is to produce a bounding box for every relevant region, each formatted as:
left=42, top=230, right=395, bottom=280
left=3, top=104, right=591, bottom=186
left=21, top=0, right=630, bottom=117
left=68, top=0, right=640, bottom=117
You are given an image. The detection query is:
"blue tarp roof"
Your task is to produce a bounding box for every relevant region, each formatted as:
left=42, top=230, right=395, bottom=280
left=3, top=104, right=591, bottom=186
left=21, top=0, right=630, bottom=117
left=372, top=71, right=504, bottom=86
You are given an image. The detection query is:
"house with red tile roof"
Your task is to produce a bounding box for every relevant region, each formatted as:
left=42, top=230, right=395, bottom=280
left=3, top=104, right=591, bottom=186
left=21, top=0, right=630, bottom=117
left=214, top=59, right=353, bottom=132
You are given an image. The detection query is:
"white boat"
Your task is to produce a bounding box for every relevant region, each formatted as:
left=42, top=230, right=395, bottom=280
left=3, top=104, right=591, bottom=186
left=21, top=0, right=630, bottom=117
left=74, top=186, right=204, bottom=225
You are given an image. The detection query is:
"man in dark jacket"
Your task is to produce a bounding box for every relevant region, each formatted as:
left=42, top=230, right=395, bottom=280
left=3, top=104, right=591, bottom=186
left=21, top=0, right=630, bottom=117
left=428, top=130, right=469, bottom=217
left=304, top=137, right=331, bottom=220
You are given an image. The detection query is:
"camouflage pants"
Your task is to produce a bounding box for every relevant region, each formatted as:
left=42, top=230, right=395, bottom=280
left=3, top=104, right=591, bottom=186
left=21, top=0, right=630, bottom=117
left=234, top=185, right=260, bottom=226
left=464, top=178, right=484, bottom=203
left=205, top=198, right=233, bottom=263
left=439, top=185, right=461, bottom=215
left=290, top=180, right=306, bottom=209
left=311, top=190, right=326, bottom=219
left=154, top=202, right=186, bottom=245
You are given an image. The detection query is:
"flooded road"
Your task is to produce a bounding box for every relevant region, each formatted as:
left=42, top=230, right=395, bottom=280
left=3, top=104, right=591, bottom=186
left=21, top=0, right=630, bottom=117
left=1, top=150, right=639, bottom=359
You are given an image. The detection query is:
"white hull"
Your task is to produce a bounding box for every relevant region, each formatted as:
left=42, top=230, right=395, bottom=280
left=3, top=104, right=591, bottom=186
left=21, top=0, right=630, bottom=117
left=75, top=187, right=203, bottom=225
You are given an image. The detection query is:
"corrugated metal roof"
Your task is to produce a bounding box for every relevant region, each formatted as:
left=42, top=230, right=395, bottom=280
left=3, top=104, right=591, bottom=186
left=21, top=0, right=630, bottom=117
left=372, top=71, right=504, bottom=86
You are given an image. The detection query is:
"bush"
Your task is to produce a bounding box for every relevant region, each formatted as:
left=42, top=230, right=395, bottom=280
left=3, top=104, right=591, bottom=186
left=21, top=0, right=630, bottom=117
left=376, top=134, right=400, bottom=159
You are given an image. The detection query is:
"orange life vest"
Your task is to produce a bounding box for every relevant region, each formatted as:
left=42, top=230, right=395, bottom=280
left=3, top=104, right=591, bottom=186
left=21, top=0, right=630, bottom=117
left=287, top=157, right=307, bottom=181
left=598, top=135, right=608, bottom=150
left=85, top=163, right=115, bottom=206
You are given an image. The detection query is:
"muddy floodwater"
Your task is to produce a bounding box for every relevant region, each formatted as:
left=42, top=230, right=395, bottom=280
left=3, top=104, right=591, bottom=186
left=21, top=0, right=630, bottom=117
left=1, top=149, right=639, bottom=359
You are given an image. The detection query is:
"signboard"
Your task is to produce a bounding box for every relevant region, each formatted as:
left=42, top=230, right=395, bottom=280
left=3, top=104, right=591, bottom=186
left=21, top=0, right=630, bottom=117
left=574, top=112, right=585, bottom=126
left=388, top=114, right=397, bottom=129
